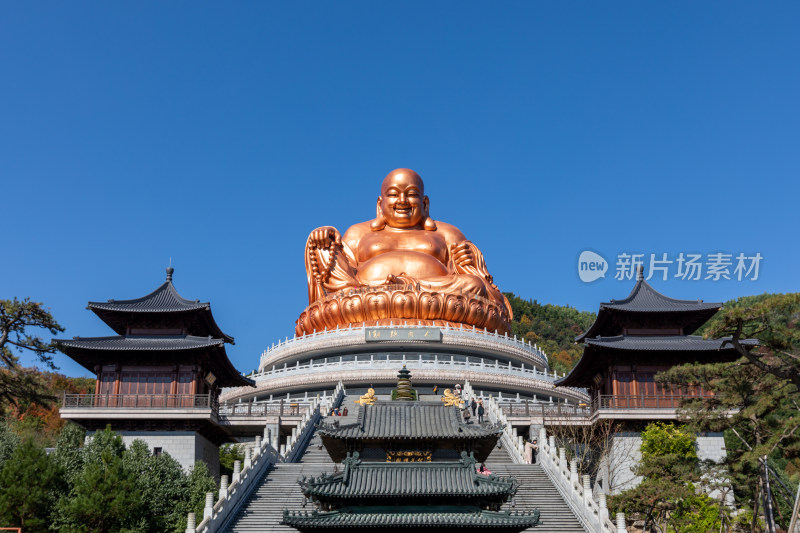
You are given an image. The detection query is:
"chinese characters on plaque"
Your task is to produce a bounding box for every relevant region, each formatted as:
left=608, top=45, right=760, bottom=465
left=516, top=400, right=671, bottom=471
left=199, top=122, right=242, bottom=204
left=365, top=327, right=443, bottom=342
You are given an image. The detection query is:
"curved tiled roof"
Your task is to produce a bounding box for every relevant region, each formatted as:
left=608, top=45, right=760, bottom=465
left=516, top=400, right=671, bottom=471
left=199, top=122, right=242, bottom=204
left=301, top=453, right=516, bottom=500
left=55, top=335, right=254, bottom=388
left=282, top=508, right=540, bottom=529
left=86, top=270, right=234, bottom=343
left=599, top=279, right=720, bottom=313
left=88, top=281, right=209, bottom=313
left=317, top=403, right=503, bottom=440
left=583, top=335, right=759, bottom=351
left=556, top=334, right=758, bottom=388
left=56, top=335, right=225, bottom=351
left=576, top=278, right=721, bottom=342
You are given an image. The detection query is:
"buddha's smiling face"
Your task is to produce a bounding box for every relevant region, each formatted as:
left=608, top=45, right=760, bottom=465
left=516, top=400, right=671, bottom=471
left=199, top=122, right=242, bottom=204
left=379, top=168, right=427, bottom=229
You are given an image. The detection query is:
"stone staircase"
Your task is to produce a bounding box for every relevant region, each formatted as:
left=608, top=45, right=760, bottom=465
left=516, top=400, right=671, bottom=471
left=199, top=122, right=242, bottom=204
left=223, top=462, right=326, bottom=533
left=486, top=445, right=587, bottom=532
left=223, top=397, right=587, bottom=532
left=224, top=402, right=348, bottom=532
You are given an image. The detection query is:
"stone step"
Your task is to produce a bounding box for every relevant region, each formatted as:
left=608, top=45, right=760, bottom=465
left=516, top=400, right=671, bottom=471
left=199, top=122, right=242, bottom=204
left=224, top=395, right=587, bottom=532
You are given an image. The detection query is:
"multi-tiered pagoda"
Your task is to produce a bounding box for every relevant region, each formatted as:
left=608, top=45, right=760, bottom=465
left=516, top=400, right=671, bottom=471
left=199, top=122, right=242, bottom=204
left=283, top=402, right=539, bottom=531
left=558, top=266, right=757, bottom=410
left=57, top=267, right=253, bottom=476
left=557, top=266, right=758, bottom=495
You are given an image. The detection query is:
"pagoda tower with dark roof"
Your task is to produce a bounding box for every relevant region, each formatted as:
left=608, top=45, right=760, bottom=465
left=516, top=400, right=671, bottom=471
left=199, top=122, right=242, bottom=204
left=284, top=403, right=540, bottom=532
left=558, top=266, right=756, bottom=412
left=57, top=267, right=254, bottom=477
left=556, top=266, right=757, bottom=496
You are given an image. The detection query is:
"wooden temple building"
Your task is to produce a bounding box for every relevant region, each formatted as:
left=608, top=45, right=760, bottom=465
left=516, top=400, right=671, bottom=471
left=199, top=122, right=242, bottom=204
left=283, top=402, right=540, bottom=531
left=56, top=267, right=254, bottom=477
left=558, top=266, right=757, bottom=415
left=556, top=266, right=757, bottom=495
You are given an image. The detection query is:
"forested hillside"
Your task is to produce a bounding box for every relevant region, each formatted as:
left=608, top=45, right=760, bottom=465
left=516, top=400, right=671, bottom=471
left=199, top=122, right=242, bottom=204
left=0, top=370, right=94, bottom=446
left=504, top=292, right=596, bottom=375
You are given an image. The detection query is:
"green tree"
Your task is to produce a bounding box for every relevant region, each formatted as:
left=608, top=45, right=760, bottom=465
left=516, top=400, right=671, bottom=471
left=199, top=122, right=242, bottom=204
left=0, top=298, right=64, bottom=408
left=0, top=438, right=65, bottom=532
left=220, top=443, right=244, bottom=478
left=659, top=293, right=800, bottom=531
left=610, top=422, right=723, bottom=533
left=658, top=361, right=799, bottom=531
left=123, top=440, right=191, bottom=532
left=51, top=421, right=85, bottom=485
left=701, top=293, right=800, bottom=390
left=0, top=422, right=20, bottom=472
left=173, top=461, right=217, bottom=532
left=55, top=427, right=143, bottom=532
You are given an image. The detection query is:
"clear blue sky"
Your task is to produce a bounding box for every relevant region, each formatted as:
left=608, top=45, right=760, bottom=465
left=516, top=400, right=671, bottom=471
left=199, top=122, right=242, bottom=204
left=2, top=3, right=798, bottom=378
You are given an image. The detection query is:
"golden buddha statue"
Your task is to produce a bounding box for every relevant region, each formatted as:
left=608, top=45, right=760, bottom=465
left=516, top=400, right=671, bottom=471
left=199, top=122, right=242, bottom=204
left=297, top=169, right=512, bottom=336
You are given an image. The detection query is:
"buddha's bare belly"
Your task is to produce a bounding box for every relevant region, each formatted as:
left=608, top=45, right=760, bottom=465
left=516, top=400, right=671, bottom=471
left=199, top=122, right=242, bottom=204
left=358, top=251, right=449, bottom=283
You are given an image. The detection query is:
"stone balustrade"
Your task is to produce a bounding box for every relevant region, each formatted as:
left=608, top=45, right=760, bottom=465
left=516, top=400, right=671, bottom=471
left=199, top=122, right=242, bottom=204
left=256, top=323, right=549, bottom=371
left=222, top=366, right=589, bottom=405
left=536, top=426, right=624, bottom=533
left=191, top=382, right=345, bottom=533
left=251, top=354, right=563, bottom=383
left=463, top=380, right=525, bottom=464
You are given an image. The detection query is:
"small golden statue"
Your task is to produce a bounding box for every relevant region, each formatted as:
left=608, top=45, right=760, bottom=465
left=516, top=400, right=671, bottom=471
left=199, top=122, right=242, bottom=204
left=440, top=388, right=464, bottom=408
left=297, top=169, right=512, bottom=335
left=356, top=387, right=377, bottom=406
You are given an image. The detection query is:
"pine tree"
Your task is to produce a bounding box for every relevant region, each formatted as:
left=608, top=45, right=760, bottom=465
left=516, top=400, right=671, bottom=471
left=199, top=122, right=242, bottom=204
left=57, top=446, right=144, bottom=532
left=0, top=439, right=65, bottom=533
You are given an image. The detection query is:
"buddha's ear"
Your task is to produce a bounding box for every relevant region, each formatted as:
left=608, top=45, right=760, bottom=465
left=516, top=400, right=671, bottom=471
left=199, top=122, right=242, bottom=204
left=423, top=195, right=437, bottom=231
left=370, top=197, right=386, bottom=231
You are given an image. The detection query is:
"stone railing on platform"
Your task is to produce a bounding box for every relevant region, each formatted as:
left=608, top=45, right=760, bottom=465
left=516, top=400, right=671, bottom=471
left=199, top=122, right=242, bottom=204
left=218, top=398, right=313, bottom=419
left=223, top=367, right=589, bottom=405
left=498, top=400, right=592, bottom=419
left=192, top=382, right=345, bottom=533
left=256, top=323, right=550, bottom=372
left=536, top=426, right=627, bottom=533
left=252, top=355, right=563, bottom=384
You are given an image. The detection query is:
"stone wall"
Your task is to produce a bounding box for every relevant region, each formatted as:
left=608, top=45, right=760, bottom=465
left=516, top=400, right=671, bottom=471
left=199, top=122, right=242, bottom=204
left=597, top=431, right=731, bottom=501
left=109, top=430, right=221, bottom=479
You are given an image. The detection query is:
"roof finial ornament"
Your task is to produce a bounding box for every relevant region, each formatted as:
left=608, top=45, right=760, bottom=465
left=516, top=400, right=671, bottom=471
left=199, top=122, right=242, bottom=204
left=636, top=265, right=644, bottom=281
left=166, top=263, right=174, bottom=282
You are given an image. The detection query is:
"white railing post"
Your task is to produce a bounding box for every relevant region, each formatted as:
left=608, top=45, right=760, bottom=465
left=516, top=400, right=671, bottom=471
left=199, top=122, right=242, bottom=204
left=616, top=512, right=626, bottom=533
left=570, top=459, right=579, bottom=487
left=232, top=460, right=241, bottom=484
left=583, top=475, right=592, bottom=504
left=218, top=475, right=229, bottom=500
left=203, top=492, right=213, bottom=521
left=599, top=492, right=609, bottom=523
left=185, top=512, right=196, bottom=533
